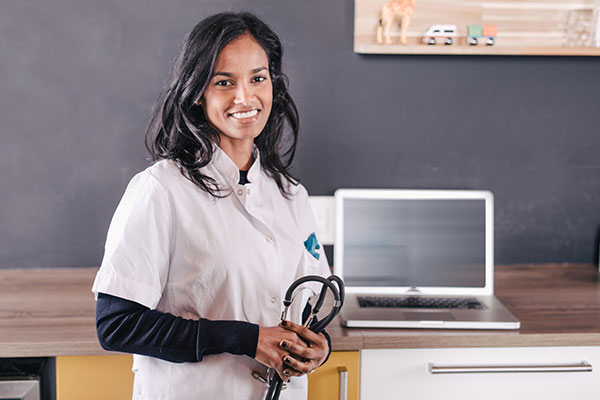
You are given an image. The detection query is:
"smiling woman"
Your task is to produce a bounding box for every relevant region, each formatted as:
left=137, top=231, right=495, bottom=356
left=199, top=34, right=274, bottom=170
left=145, top=12, right=299, bottom=198
left=91, top=11, right=331, bottom=400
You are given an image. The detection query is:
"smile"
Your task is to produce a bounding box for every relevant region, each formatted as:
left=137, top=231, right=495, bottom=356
left=230, top=109, right=258, bottom=119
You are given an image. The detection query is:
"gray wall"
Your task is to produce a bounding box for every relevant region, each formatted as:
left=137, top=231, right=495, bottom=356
left=1, top=0, right=599, bottom=269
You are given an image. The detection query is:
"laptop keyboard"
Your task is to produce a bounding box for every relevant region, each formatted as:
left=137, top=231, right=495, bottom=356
left=357, top=296, right=484, bottom=309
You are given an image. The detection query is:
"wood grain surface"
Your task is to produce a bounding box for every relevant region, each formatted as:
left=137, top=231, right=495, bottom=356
left=0, top=268, right=102, bottom=357
left=0, top=265, right=599, bottom=357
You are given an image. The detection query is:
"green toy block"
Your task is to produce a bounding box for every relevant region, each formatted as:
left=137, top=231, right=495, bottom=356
left=467, top=25, right=483, bottom=37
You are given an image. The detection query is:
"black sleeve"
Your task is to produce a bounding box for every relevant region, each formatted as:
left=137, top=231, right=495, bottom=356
left=96, top=292, right=259, bottom=363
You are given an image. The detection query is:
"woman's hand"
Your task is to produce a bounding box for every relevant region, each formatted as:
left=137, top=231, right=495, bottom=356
left=255, top=325, right=303, bottom=381
left=277, top=320, right=329, bottom=378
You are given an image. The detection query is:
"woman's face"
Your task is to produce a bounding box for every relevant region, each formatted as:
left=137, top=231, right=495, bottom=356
left=201, top=34, right=273, bottom=147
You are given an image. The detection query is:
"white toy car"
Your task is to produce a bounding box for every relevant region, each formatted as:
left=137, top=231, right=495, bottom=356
left=422, top=25, right=457, bottom=45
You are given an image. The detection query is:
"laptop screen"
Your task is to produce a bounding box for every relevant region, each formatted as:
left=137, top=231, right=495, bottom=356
left=342, top=198, right=486, bottom=288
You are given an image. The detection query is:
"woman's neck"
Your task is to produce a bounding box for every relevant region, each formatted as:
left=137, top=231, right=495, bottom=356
left=218, top=137, right=254, bottom=170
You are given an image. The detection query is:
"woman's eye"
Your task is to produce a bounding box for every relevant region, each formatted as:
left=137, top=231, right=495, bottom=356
left=215, top=80, right=232, bottom=87
left=253, top=76, right=267, bottom=83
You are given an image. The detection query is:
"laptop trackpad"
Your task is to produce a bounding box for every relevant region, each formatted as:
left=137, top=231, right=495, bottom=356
left=403, top=312, right=455, bottom=321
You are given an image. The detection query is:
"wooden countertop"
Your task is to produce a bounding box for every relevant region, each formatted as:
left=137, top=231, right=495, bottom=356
left=1, top=264, right=599, bottom=357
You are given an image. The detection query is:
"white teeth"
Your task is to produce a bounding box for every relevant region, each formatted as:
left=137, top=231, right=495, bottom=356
left=231, top=110, right=258, bottom=119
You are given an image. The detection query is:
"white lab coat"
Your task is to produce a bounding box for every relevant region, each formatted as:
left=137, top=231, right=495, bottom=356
left=92, top=146, right=330, bottom=400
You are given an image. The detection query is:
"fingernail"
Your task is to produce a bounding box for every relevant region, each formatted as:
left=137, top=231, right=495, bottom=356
left=281, top=320, right=287, bottom=326
left=284, top=357, right=291, bottom=364
left=280, top=341, right=287, bottom=349
left=283, top=370, right=290, bottom=376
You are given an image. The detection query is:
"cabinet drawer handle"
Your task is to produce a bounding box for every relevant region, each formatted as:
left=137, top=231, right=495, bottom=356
left=338, top=366, right=348, bottom=400
left=429, top=362, right=592, bottom=374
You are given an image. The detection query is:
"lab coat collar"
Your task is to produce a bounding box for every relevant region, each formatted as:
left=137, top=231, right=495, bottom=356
left=246, top=146, right=261, bottom=184
left=212, top=143, right=262, bottom=187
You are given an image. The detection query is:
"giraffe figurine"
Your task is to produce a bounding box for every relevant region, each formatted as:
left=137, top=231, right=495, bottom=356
left=376, top=0, right=417, bottom=45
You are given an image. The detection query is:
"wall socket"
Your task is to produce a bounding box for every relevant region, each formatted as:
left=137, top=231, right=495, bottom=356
left=308, top=196, right=335, bottom=245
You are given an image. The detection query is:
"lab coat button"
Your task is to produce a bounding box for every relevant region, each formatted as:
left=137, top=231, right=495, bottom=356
left=265, top=236, right=273, bottom=243
left=270, top=296, right=277, bottom=304
left=247, top=188, right=251, bottom=195
left=237, top=189, right=243, bottom=196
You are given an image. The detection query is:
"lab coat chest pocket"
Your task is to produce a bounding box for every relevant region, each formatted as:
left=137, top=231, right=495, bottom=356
left=302, top=248, right=320, bottom=271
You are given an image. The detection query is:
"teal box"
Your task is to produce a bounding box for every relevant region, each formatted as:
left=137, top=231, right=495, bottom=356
left=467, top=25, right=483, bottom=37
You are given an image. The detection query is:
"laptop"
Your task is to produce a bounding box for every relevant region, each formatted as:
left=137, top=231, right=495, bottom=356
left=334, top=189, right=520, bottom=330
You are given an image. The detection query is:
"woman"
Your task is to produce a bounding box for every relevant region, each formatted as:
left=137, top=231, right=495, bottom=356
left=92, top=12, right=331, bottom=400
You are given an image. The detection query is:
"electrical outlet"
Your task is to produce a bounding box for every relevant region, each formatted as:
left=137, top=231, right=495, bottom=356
left=308, top=196, right=335, bottom=245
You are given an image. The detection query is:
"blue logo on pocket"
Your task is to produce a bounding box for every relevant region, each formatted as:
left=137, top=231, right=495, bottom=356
left=304, top=232, right=320, bottom=260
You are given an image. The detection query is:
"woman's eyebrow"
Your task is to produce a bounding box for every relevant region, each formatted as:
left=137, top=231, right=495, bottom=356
left=212, top=66, right=268, bottom=78
left=213, top=71, right=233, bottom=78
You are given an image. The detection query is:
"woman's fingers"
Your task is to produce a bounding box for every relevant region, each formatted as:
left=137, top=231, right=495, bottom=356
left=282, top=365, right=304, bottom=378
left=279, top=320, right=329, bottom=369
left=279, top=320, right=322, bottom=344
left=279, top=338, right=317, bottom=360
left=279, top=320, right=328, bottom=353
left=254, top=326, right=304, bottom=382
left=255, top=322, right=329, bottom=381
left=282, top=354, right=316, bottom=374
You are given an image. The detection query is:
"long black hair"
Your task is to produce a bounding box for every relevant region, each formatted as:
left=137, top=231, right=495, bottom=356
left=145, top=12, right=300, bottom=197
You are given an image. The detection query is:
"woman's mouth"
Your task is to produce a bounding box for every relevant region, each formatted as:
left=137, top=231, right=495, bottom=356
left=230, top=109, right=259, bottom=120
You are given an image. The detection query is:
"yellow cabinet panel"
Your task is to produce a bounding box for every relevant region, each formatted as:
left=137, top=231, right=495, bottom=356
left=56, top=355, right=133, bottom=400
left=308, top=351, right=360, bottom=400
left=57, top=351, right=359, bottom=400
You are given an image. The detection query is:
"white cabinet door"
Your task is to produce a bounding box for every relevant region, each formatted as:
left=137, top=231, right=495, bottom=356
left=361, top=347, right=600, bottom=400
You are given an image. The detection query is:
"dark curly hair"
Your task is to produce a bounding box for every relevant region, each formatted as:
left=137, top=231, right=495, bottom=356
left=145, top=12, right=300, bottom=198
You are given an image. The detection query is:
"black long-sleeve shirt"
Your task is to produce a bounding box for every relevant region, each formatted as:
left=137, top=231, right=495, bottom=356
left=96, top=293, right=260, bottom=362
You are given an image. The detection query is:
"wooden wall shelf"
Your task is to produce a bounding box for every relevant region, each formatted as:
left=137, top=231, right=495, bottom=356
left=355, top=0, right=600, bottom=56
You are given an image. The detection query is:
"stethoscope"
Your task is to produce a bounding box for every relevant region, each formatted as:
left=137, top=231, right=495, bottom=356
left=259, top=274, right=345, bottom=400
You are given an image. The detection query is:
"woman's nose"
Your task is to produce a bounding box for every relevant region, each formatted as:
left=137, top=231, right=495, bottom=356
left=233, top=82, right=255, bottom=105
